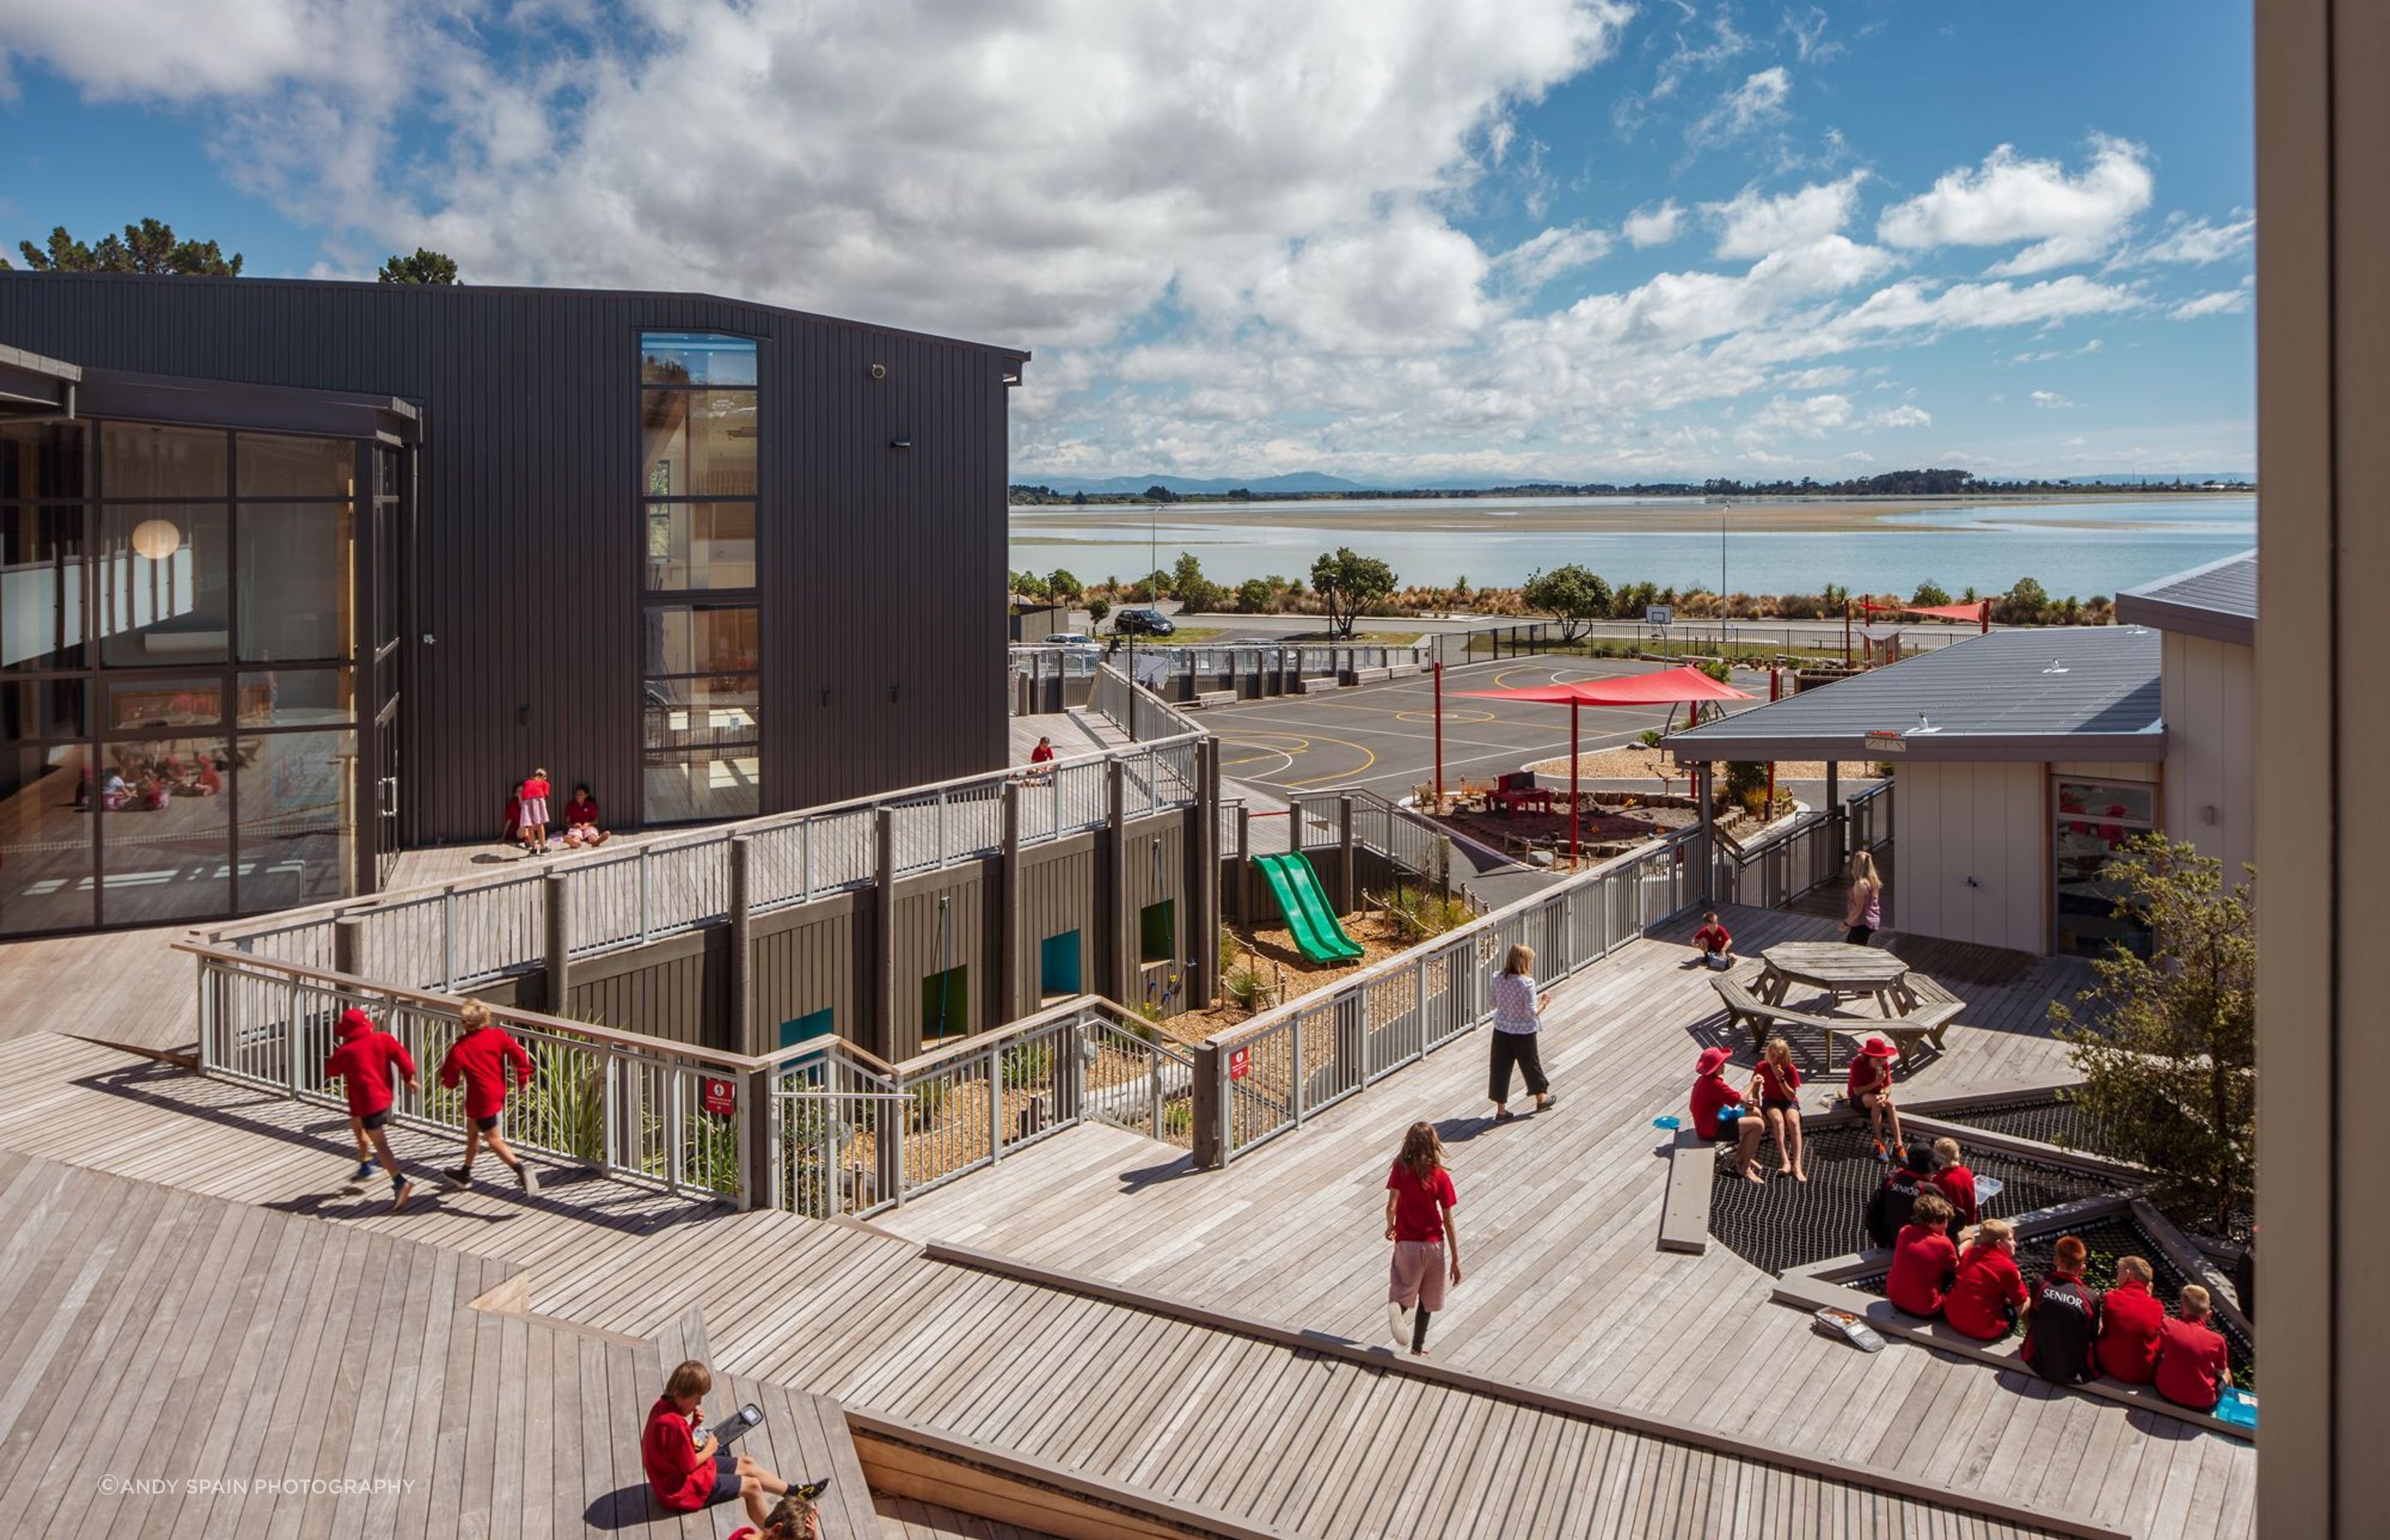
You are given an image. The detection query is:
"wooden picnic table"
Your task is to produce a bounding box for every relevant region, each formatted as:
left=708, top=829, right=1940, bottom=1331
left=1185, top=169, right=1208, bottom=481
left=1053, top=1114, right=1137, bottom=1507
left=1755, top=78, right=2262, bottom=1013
left=1758, top=941, right=1911, bottom=1016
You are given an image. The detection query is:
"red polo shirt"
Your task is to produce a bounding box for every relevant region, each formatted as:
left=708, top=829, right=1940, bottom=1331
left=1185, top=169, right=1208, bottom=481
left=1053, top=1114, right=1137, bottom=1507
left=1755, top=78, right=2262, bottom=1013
left=1386, top=1163, right=1457, bottom=1243
left=2096, top=1278, right=2166, bottom=1384
left=1932, top=1165, right=1979, bottom=1227
left=1885, top=1223, right=1959, bottom=1318
left=640, top=1397, right=712, bottom=1512
left=1690, top=1071, right=1745, bottom=1140
left=1847, top=1055, right=1892, bottom=1098
left=1758, top=1060, right=1801, bottom=1103
left=1692, top=923, right=1731, bottom=953
left=1943, top=1243, right=2027, bottom=1341
left=2154, top=1315, right=2231, bottom=1412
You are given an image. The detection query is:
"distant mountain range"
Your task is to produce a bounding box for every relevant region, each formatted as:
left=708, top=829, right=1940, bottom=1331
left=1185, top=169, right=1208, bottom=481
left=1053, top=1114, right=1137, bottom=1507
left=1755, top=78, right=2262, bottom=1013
left=1013, top=470, right=2255, bottom=497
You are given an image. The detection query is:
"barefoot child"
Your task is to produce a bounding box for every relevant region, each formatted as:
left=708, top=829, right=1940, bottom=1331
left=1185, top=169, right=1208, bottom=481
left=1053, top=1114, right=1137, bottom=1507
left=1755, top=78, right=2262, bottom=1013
left=1756, top=1036, right=1807, bottom=1182
left=322, top=1006, right=418, bottom=1211
left=1846, top=1036, right=1903, bottom=1160
left=437, top=1001, right=540, bottom=1194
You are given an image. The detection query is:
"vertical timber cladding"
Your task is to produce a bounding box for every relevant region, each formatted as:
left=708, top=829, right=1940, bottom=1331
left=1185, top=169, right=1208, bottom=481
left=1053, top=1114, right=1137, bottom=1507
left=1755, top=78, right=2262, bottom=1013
left=887, top=868, right=995, bottom=1061
left=1017, top=832, right=1101, bottom=1020
left=1123, top=811, right=1188, bottom=1016
left=565, top=928, right=735, bottom=1050
left=747, top=893, right=870, bottom=1059
left=0, top=273, right=1020, bottom=843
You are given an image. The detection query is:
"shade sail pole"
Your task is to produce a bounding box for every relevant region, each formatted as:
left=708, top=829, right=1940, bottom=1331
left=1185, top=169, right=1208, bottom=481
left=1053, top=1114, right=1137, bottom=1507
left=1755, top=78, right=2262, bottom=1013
left=1432, top=660, right=1446, bottom=810
left=1569, top=698, right=1581, bottom=865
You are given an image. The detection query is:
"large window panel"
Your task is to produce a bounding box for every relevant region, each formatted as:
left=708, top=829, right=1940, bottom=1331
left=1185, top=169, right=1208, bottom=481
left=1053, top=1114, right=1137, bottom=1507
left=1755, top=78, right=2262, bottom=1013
left=239, top=668, right=354, bottom=728
left=98, top=503, right=230, bottom=665
left=0, top=422, right=85, bottom=501
left=643, top=605, right=759, bottom=677
left=641, top=390, right=758, bottom=497
left=641, top=333, right=758, bottom=387
left=643, top=675, right=758, bottom=752
left=1, top=504, right=88, bottom=671
left=0, top=743, right=95, bottom=934
left=0, top=679, right=88, bottom=743
left=237, top=433, right=353, bottom=498
left=97, top=735, right=231, bottom=924
left=643, top=747, right=759, bottom=822
left=106, top=676, right=225, bottom=733
left=238, top=501, right=354, bottom=660
left=236, top=729, right=355, bottom=913
left=644, top=500, right=756, bottom=591
left=100, top=424, right=226, bottom=500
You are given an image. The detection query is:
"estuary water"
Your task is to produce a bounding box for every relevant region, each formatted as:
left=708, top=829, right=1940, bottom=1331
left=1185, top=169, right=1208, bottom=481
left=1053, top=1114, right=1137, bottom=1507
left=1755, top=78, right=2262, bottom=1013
left=1009, top=494, right=2256, bottom=599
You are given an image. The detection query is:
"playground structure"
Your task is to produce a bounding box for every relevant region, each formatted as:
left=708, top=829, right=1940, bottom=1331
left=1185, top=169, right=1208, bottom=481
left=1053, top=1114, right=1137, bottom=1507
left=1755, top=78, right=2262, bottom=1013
left=1251, top=850, right=1365, bottom=964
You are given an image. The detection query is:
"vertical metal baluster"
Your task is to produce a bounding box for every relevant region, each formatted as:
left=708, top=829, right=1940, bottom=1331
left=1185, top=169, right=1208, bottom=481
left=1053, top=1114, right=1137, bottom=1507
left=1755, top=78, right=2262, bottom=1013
left=638, top=850, right=651, bottom=943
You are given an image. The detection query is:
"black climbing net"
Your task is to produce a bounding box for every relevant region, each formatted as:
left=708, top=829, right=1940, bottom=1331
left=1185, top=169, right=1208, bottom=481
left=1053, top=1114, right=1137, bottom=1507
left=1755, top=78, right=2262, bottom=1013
left=1844, top=1214, right=2257, bottom=1388
left=1930, top=1097, right=2123, bottom=1160
left=1705, top=1123, right=2114, bottom=1279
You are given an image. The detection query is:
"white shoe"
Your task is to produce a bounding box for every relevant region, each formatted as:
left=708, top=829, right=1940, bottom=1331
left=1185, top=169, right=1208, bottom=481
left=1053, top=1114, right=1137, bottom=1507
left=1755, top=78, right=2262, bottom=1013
left=1388, top=1301, right=1409, bottom=1348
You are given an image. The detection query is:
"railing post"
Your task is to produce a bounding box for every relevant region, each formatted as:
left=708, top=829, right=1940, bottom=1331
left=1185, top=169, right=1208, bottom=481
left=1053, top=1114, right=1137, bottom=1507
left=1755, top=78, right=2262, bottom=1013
left=1148, top=1027, right=1163, bottom=1138
left=802, top=820, right=814, bottom=904
left=873, top=808, right=898, bottom=1060
left=544, top=870, right=573, bottom=1016
left=729, top=837, right=754, bottom=1055
left=638, top=850, right=652, bottom=943
left=988, top=1042, right=1004, bottom=1167
left=1235, top=805, right=1251, bottom=924
left=1193, top=1041, right=1223, bottom=1168
left=745, top=1061, right=778, bottom=1212
left=999, top=783, right=1023, bottom=1022
left=1293, top=1014, right=1307, bottom=1127
left=665, top=1066, right=685, bottom=1195
left=1108, top=759, right=1133, bottom=1003
left=285, top=973, right=305, bottom=1098
left=334, top=915, right=365, bottom=981
left=441, top=886, right=457, bottom=992
left=601, top=1047, right=622, bottom=1175
left=937, top=789, right=949, bottom=867
left=1338, top=794, right=1357, bottom=915
left=888, top=1065, right=909, bottom=1207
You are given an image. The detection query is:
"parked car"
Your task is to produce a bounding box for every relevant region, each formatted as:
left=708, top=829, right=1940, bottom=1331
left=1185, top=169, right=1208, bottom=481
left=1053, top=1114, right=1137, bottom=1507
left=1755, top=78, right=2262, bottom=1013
left=1041, top=631, right=1093, bottom=646
left=1113, top=608, right=1177, bottom=636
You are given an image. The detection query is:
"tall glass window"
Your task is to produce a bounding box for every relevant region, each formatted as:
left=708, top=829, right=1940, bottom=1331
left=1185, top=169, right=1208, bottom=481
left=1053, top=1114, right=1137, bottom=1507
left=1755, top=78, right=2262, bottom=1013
left=0, top=420, right=372, bottom=934
left=641, top=333, right=760, bottom=822
left=2053, top=777, right=2158, bottom=958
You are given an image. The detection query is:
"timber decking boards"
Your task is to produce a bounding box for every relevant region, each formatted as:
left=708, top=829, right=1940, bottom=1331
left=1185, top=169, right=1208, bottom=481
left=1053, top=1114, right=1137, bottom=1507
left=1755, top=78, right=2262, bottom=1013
left=0, top=1152, right=876, bottom=1540
left=874, top=1493, right=1061, bottom=1539
left=875, top=909, right=2250, bottom=1540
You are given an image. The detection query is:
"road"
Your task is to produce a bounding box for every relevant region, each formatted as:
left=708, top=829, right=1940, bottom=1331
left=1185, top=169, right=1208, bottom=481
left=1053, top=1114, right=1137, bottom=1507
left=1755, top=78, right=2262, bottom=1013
left=1079, top=603, right=1987, bottom=656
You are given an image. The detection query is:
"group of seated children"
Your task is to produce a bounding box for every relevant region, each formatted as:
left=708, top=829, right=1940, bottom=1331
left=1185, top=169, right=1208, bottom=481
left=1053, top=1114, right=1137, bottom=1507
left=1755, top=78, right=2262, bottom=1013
left=1687, top=1032, right=1905, bottom=1184
left=641, top=1359, right=822, bottom=1537
left=1875, top=1146, right=2234, bottom=1413
left=501, top=777, right=609, bottom=854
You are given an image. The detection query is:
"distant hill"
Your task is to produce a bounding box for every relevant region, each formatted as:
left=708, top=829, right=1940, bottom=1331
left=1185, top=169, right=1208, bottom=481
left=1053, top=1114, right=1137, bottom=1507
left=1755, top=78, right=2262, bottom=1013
left=1017, top=472, right=1376, bottom=496
left=1010, top=467, right=2256, bottom=502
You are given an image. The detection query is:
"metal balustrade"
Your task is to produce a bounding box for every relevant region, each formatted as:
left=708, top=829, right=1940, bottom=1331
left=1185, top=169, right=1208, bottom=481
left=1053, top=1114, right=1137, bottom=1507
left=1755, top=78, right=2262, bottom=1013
left=1204, top=828, right=1700, bottom=1163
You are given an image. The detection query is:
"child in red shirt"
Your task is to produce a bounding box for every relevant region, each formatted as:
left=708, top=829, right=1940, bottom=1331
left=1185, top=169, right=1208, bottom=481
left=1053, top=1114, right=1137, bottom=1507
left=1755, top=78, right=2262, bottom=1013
left=2095, top=1255, right=2168, bottom=1384
left=2021, top=1235, right=2105, bottom=1384
left=560, top=782, right=610, bottom=847
left=1885, top=1192, right=1960, bottom=1317
left=1943, top=1217, right=2028, bottom=1340
left=2154, top=1284, right=2233, bottom=1413
left=729, top=1495, right=820, bottom=1540
left=1691, top=910, right=1734, bottom=970
left=1929, top=1137, right=1979, bottom=1231
left=641, top=1361, right=794, bottom=1514
left=1689, top=1045, right=1765, bottom=1182
left=320, top=1006, right=418, bottom=1211
left=1383, top=1121, right=1463, bottom=1357
left=1845, top=1037, right=1903, bottom=1160
left=1755, top=1036, right=1807, bottom=1182
left=518, top=767, right=554, bottom=854
left=437, top=1000, right=540, bottom=1195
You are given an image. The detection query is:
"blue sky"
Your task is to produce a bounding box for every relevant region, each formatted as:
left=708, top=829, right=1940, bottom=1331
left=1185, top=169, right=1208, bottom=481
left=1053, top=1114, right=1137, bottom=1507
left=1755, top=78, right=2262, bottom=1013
left=0, top=1, right=2254, bottom=482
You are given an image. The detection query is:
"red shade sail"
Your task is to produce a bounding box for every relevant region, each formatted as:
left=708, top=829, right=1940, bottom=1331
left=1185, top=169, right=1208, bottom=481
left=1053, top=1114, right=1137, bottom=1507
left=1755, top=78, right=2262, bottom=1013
left=1457, top=665, right=1754, bottom=705
left=1866, top=599, right=1991, bottom=624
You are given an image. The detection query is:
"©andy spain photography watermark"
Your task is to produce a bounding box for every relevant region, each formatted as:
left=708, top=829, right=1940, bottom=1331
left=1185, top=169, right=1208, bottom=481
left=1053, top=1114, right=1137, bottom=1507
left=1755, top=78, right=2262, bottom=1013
left=95, top=1474, right=417, bottom=1498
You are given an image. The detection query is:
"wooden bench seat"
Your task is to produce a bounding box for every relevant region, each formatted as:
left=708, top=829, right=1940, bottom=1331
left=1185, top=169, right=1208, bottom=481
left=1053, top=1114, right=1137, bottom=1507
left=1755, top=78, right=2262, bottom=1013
left=1711, top=973, right=1843, bottom=1062
left=1715, top=972, right=1967, bottom=1072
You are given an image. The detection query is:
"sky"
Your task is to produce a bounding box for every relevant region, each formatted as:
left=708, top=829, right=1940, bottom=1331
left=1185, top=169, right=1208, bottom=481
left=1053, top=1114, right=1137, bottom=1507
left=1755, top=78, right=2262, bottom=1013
left=0, top=1, right=2256, bottom=485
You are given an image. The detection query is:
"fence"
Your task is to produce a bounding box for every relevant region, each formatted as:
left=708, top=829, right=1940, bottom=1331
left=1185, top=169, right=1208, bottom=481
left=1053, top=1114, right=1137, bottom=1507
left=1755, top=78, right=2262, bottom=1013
left=185, top=939, right=1195, bottom=1217
left=1432, top=621, right=1979, bottom=667
left=1201, top=827, right=1700, bottom=1163
left=1287, top=788, right=1455, bottom=894
left=1095, top=660, right=1208, bottom=743
left=1711, top=810, right=1843, bottom=909
left=206, top=672, right=1207, bottom=992
left=1846, top=778, right=1894, bottom=852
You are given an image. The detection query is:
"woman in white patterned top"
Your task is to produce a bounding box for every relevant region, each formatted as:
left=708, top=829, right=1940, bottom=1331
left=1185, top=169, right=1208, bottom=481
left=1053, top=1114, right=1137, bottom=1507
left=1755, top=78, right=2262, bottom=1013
left=1488, top=943, right=1556, bottom=1120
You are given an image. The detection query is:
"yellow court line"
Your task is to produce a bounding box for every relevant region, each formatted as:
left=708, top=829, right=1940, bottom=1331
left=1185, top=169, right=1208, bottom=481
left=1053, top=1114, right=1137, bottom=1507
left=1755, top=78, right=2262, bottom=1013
left=1396, top=709, right=1495, bottom=724
left=1280, top=733, right=1379, bottom=788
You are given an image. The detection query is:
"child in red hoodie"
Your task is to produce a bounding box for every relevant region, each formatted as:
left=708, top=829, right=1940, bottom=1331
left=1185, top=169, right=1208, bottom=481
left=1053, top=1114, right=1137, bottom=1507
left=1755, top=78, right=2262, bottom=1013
left=321, top=1006, right=418, bottom=1211
left=2095, top=1255, right=2168, bottom=1384
left=641, top=1360, right=795, bottom=1516
left=437, top=1000, right=540, bottom=1194
left=1943, top=1217, right=2029, bottom=1341
left=1885, top=1192, right=1960, bottom=1318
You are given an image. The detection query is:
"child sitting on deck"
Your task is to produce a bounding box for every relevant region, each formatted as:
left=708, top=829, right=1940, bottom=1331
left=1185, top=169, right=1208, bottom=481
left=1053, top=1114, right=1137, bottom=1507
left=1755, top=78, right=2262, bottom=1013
left=1943, top=1218, right=2028, bottom=1341
left=1691, top=911, right=1734, bottom=969
left=641, top=1361, right=795, bottom=1516
left=2155, top=1284, right=2234, bottom=1414
left=1885, top=1192, right=1960, bottom=1318
left=1845, top=1037, right=1903, bottom=1160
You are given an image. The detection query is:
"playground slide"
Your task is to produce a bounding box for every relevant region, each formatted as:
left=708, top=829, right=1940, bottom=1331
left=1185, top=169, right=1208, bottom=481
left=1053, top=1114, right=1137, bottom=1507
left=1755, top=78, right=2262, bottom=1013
left=1253, top=851, right=1366, bottom=964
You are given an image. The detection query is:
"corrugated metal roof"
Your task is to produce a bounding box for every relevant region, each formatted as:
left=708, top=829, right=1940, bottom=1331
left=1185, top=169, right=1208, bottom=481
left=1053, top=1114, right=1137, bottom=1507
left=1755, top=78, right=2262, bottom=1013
left=1671, top=626, right=2163, bottom=763
left=2113, top=549, right=2256, bottom=646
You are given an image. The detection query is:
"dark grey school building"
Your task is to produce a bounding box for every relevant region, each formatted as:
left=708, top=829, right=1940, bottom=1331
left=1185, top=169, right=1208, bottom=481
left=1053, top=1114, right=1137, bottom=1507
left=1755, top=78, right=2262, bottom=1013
left=0, top=275, right=1027, bottom=935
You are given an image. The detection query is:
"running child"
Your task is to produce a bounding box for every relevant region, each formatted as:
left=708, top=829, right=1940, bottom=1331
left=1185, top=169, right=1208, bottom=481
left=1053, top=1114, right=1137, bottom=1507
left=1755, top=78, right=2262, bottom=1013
left=437, top=1000, right=540, bottom=1194
left=1846, top=1036, right=1903, bottom=1160
left=321, top=1006, right=418, bottom=1211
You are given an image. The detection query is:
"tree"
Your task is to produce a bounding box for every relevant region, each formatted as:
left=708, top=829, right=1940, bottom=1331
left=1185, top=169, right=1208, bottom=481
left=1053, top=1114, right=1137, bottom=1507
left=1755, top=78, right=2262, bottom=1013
left=11, top=219, right=241, bottom=275
left=1911, top=580, right=1952, bottom=607
left=1086, top=597, right=1111, bottom=626
left=2002, top=576, right=2051, bottom=624
left=1045, top=568, right=1084, bottom=603
left=1235, top=578, right=1276, bottom=613
left=1144, top=484, right=1180, bottom=504
left=378, top=248, right=459, bottom=285
left=1010, top=570, right=1050, bottom=602
left=2051, top=837, right=2254, bottom=1235
left=1170, top=552, right=1225, bottom=612
left=1520, top=563, right=1613, bottom=641
left=1309, top=548, right=1397, bottom=638
left=1722, top=762, right=1772, bottom=818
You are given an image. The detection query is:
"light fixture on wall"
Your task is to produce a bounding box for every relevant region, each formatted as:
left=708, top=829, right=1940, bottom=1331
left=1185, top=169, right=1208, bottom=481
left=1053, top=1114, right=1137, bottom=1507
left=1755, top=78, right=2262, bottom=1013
left=130, top=519, right=183, bottom=561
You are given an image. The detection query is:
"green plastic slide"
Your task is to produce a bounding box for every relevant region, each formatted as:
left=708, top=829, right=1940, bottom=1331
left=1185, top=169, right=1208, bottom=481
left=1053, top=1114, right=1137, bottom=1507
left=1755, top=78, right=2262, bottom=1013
left=1253, top=850, right=1365, bottom=964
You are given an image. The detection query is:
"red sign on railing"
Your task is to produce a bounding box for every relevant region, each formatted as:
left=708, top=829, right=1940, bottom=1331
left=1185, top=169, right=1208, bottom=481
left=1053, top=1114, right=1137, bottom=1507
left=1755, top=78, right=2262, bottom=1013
left=1229, top=1046, right=1251, bottom=1081
left=702, top=1078, right=738, bottom=1117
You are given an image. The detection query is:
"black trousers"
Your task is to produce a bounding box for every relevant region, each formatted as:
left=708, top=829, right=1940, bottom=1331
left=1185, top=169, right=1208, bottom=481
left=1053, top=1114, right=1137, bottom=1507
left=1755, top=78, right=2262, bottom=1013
left=1489, top=1031, right=1549, bottom=1104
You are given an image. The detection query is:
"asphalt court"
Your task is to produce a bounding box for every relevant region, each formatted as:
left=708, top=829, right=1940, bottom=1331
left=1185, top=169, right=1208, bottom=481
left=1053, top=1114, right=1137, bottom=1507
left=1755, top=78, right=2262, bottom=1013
left=1207, top=657, right=1773, bottom=799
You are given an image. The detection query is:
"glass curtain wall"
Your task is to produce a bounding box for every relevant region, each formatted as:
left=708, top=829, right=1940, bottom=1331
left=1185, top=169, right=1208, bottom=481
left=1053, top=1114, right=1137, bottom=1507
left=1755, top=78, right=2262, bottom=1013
left=0, top=419, right=364, bottom=933
left=2053, top=777, right=2158, bottom=958
left=640, top=333, right=759, bottom=821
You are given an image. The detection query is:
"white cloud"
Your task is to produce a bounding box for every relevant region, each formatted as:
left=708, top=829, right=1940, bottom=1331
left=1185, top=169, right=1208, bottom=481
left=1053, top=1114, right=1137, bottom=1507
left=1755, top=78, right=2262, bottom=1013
left=1840, top=275, right=2144, bottom=335
left=1651, top=11, right=1751, bottom=100
left=2169, top=281, right=2253, bottom=320
left=2032, top=390, right=2076, bottom=409
left=1622, top=200, right=1687, bottom=248
left=1739, top=392, right=1853, bottom=442
left=1777, top=365, right=1855, bottom=388
left=2008, top=336, right=2104, bottom=364
left=1690, top=66, right=1791, bottom=147
left=2061, top=436, right=2087, bottom=446
left=1871, top=403, right=1932, bottom=428
left=2131, top=210, right=2255, bottom=266
left=1783, top=7, right=1841, bottom=64
left=1492, top=224, right=1613, bottom=291
left=1876, top=134, right=2154, bottom=275
left=1705, top=173, right=1865, bottom=260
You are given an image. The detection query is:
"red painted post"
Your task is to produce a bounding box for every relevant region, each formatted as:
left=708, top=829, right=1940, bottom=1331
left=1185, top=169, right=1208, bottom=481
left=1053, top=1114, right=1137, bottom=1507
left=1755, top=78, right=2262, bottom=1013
left=1766, top=668, right=1780, bottom=813
left=1432, top=660, right=1446, bottom=811
left=1569, top=698, right=1581, bottom=866
left=1980, top=599, right=1990, bottom=634
left=1842, top=599, right=1852, bottom=666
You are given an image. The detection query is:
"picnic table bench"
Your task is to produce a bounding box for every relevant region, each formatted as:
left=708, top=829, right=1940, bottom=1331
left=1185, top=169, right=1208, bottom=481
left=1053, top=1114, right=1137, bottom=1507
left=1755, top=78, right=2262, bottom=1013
left=1710, top=971, right=1967, bottom=1072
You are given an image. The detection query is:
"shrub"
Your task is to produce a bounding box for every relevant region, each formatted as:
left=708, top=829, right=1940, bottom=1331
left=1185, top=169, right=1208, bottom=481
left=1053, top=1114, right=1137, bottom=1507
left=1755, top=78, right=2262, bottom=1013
left=1638, top=729, right=1663, bottom=749
left=1721, top=762, right=1772, bottom=818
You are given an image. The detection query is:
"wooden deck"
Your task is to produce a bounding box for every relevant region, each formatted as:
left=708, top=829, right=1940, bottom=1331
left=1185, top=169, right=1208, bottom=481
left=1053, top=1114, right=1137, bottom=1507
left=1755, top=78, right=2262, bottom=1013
left=876, top=904, right=2254, bottom=1540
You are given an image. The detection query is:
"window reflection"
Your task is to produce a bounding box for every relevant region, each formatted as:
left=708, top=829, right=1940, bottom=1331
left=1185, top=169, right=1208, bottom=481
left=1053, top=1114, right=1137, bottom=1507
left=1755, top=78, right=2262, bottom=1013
left=1, top=504, right=87, bottom=671
left=0, top=422, right=85, bottom=501
left=643, top=606, right=759, bottom=676
left=235, top=729, right=354, bottom=913
left=239, top=502, right=354, bottom=660
left=0, top=743, right=95, bottom=933
left=237, top=434, right=353, bottom=498
left=97, top=734, right=232, bottom=924
left=641, top=390, right=758, bottom=497
left=100, top=424, right=226, bottom=500
left=644, top=501, right=756, bottom=591
left=98, top=504, right=231, bottom=666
